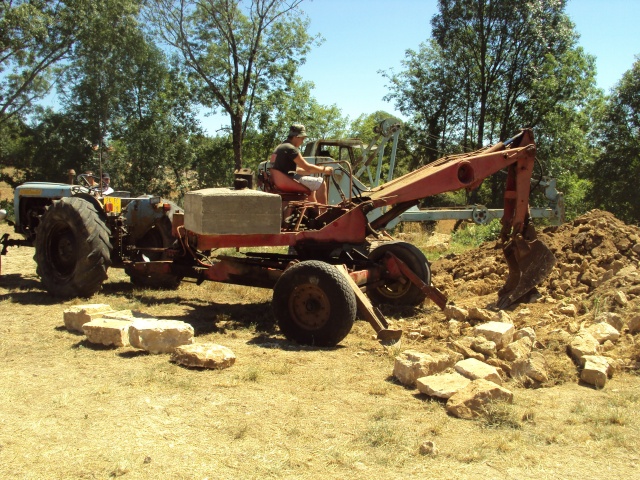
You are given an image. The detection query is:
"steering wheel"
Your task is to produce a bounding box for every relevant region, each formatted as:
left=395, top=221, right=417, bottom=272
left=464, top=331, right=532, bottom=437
left=77, top=173, right=94, bottom=188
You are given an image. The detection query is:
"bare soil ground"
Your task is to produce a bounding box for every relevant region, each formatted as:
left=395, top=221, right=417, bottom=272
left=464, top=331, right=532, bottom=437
left=0, top=211, right=639, bottom=480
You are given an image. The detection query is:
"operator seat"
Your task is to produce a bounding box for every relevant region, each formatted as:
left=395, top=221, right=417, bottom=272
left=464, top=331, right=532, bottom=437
left=269, top=168, right=311, bottom=198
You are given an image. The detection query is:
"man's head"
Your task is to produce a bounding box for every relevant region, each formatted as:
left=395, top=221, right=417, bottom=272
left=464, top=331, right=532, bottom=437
left=287, top=124, right=307, bottom=147
left=102, top=172, right=110, bottom=184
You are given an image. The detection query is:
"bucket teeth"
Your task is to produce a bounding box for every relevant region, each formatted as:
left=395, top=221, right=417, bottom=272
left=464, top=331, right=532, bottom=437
left=497, top=236, right=556, bottom=310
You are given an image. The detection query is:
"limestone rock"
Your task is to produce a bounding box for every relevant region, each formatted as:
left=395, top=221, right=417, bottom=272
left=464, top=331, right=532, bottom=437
left=468, top=307, right=497, bottom=324
left=63, top=304, right=114, bottom=333
left=129, top=319, right=194, bottom=354
left=513, top=327, right=536, bottom=343
left=568, top=331, right=600, bottom=363
left=454, top=358, right=503, bottom=385
left=393, top=350, right=462, bottom=387
left=586, top=322, right=620, bottom=344
left=416, top=372, right=471, bottom=399
left=473, top=321, right=515, bottom=349
left=448, top=340, right=484, bottom=361
left=580, top=355, right=613, bottom=389
left=613, top=290, right=628, bottom=306
left=471, top=338, right=497, bottom=358
left=171, top=343, right=236, bottom=369
left=557, top=304, right=577, bottom=317
left=498, top=336, right=532, bottom=362
left=628, top=315, right=640, bottom=334
left=446, top=379, right=514, bottom=420
left=419, top=441, right=439, bottom=456
left=511, top=352, right=549, bottom=384
left=83, top=319, right=131, bottom=347
left=596, top=312, right=624, bottom=331
left=444, top=305, right=468, bottom=322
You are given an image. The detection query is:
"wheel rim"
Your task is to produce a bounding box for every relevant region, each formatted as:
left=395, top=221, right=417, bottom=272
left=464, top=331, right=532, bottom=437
left=374, top=279, right=412, bottom=300
left=49, top=226, right=77, bottom=277
left=288, top=283, right=331, bottom=330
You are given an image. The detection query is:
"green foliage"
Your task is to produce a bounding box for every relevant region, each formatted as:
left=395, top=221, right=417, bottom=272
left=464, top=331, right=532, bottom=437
left=383, top=0, right=600, bottom=211
left=0, top=0, right=82, bottom=123
left=589, top=57, right=640, bottom=224
left=451, top=218, right=502, bottom=248
left=148, top=0, right=320, bottom=169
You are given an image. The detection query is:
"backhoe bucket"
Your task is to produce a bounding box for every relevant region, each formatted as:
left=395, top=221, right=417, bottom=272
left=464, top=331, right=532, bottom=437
left=497, top=236, right=556, bottom=310
left=376, top=327, right=403, bottom=345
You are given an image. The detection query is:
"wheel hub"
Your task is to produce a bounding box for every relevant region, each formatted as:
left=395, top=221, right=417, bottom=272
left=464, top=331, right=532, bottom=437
left=289, top=284, right=330, bottom=330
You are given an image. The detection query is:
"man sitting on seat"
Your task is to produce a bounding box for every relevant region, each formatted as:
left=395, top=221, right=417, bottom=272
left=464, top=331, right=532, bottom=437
left=101, top=172, right=114, bottom=196
left=270, top=124, right=333, bottom=204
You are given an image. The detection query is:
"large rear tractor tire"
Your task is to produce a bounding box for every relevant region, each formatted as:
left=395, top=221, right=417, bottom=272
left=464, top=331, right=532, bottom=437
left=34, top=197, right=112, bottom=297
left=272, top=261, right=357, bottom=347
left=127, top=218, right=181, bottom=289
left=367, top=241, right=431, bottom=306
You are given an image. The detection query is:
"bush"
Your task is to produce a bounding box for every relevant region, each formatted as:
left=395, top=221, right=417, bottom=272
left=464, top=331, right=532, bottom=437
left=451, top=219, right=502, bottom=247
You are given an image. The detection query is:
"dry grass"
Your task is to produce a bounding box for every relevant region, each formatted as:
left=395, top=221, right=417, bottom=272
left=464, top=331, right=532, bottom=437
left=1, top=222, right=640, bottom=479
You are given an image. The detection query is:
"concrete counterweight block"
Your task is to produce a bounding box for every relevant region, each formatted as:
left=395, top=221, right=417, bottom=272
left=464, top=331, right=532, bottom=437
left=183, top=188, right=282, bottom=235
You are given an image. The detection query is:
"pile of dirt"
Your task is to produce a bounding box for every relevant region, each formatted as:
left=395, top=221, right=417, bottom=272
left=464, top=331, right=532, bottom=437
left=433, top=209, right=640, bottom=307
left=418, top=209, right=640, bottom=383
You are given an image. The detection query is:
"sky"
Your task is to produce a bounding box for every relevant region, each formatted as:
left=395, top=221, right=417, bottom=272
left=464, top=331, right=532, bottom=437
left=201, top=0, right=640, bottom=135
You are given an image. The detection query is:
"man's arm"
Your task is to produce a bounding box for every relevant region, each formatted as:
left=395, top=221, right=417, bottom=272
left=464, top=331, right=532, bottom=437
left=293, top=153, right=333, bottom=176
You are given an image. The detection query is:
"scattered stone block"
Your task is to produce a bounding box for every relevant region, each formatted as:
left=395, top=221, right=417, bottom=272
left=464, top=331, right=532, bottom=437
left=470, top=338, right=497, bottom=358
left=558, top=304, right=577, bottom=317
left=513, top=327, right=536, bottom=342
left=446, top=379, right=514, bottom=419
left=468, top=307, right=497, bottom=323
left=444, top=305, right=468, bottom=322
left=498, top=336, right=532, bottom=362
left=473, top=321, right=514, bottom=349
left=416, top=372, right=471, bottom=399
left=580, top=355, right=613, bottom=389
left=586, top=322, right=620, bottom=344
left=419, top=441, right=439, bottom=456
left=393, top=350, right=462, bottom=387
left=448, top=339, right=484, bottom=361
left=613, top=290, right=628, bottom=306
left=627, top=315, right=640, bottom=334
left=454, top=358, right=503, bottom=385
left=83, top=319, right=131, bottom=347
left=596, top=312, right=624, bottom=331
left=568, top=331, right=600, bottom=363
left=129, top=319, right=194, bottom=354
left=511, top=352, right=548, bottom=384
left=171, top=343, right=236, bottom=369
left=496, top=310, right=512, bottom=324
left=63, top=304, right=114, bottom=333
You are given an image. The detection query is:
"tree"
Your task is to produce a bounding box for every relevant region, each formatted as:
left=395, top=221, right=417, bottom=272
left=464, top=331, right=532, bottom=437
left=589, top=57, right=640, bottom=224
left=59, top=0, right=201, bottom=197
left=0, top=0, right=83, bottom=125
left=147, top=0, right=318, bottom=170
left=384, top=0, right=599, bottom=211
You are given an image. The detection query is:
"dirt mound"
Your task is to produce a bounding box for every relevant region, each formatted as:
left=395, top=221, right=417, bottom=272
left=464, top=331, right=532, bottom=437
left=432, top=209, right=640, bottom=307
left=421, top=209, right=640, bottom=382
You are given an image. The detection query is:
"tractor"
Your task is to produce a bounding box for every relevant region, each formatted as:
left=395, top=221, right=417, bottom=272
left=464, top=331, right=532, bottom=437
left=1, top=129, right=556, bottom=347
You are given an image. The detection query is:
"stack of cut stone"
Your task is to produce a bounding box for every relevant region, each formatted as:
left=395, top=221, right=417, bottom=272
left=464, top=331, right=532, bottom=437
left=62, top=304, right=235, bottom=369
left=393, top=310, right=553, bottom=419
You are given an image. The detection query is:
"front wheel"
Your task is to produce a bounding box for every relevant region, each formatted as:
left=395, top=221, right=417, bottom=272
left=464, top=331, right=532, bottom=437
left=367, top=241, right=431, bottom=306
left=272, top=261, right=356, bottom=347
left=34, top=197, right=112, bottom=297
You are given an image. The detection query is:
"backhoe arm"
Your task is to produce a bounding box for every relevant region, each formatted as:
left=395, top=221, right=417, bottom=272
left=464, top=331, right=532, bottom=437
left=366, top=129, right=556, bottom=309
